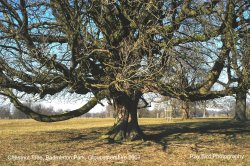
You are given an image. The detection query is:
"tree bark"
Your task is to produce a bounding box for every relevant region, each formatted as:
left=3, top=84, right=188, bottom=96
left=106, top=94, right=145, bottom=141
left=234, top=91, right=247, bottom=121
left=182, top=101, right=190, bottom=119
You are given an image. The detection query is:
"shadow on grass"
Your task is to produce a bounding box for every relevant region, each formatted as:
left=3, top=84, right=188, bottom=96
left=142, top=120, right=250, bottom=150
left=41, top=128, right=106, bottom=143
left=37, top=120, right=250, bottom=151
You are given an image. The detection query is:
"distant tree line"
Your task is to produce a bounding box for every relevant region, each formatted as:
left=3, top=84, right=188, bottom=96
left=1, top=97, right=249, bottom=119
left=0, top=102, right=59, bottom=119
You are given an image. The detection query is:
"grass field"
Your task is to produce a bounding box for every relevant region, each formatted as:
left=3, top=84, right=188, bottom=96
left=0, top=118, right=249, bottom=166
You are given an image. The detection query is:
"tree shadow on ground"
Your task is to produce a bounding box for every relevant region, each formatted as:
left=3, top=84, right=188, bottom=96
left=41, top=127, right=107, bottom=143
left=37, top=120, right=250, bottom=151
left=142, top=120, right=250, bottom=150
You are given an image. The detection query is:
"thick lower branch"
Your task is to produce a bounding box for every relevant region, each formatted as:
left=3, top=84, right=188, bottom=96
left=0, top=90, right=107, bottom=122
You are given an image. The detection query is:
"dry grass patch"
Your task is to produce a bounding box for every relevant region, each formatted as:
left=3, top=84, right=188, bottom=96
left=0, top=118, right=249, bottom=166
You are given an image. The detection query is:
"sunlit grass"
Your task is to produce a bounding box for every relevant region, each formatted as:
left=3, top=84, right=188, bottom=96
left=0, top=118, right=249, bottom=166
left=0, top=118, right=228, bottom=135
left=0, top=118, right=115, bottom=136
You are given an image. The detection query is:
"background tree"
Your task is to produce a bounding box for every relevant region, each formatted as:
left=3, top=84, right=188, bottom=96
left=0, top=104, right=10, bottom=119
left=212, top=0, right=249, bottom=121
left=104, top=104, right=115, bottom=118
left=230, top=20, right=249, bottom=121
left=0, top=0, right=248, bottom=141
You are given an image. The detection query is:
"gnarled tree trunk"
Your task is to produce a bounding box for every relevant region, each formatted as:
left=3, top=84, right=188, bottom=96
left=234, top=91, right=247, bottom=121
left=106, top=94, right=145, bottom=141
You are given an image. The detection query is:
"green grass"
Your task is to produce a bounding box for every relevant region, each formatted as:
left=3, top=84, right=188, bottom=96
left=0, top=118, right=249, bottom=166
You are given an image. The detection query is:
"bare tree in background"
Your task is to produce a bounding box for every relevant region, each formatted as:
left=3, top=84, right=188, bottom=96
left=0, top=0, right=248, bottom=141
left=0, top=104, right=10, bottom=119
left=230, top=19, right=249, bottom=121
